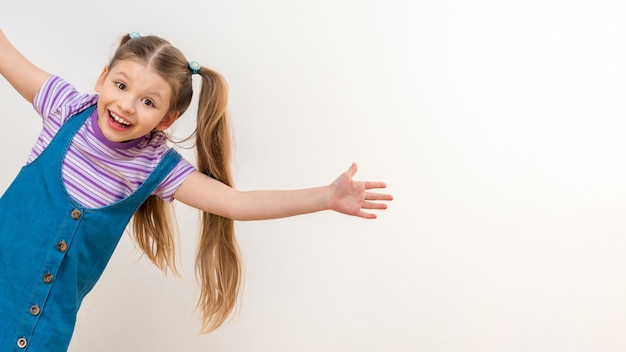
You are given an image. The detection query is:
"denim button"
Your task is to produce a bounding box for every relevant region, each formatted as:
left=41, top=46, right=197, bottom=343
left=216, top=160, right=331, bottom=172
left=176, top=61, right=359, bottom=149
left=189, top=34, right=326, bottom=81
left=57, top=240, right=68, bottom=252
left=71, top=209, right=81, bottom=220
left=17, top=337, right=27, bottom=348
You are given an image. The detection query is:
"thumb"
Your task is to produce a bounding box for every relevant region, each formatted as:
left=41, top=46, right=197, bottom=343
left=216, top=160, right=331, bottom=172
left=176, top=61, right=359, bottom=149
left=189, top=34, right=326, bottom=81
left=346, top=162, right=358, bottom=178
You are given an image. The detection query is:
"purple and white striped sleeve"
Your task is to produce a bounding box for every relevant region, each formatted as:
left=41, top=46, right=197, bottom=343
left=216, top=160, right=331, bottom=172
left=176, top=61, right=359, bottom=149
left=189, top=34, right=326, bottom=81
left=33, top=75, right=98, bottom=124
left=154, top=158, right=196, bottom=202
left=27, top=76, right=99, bottom=164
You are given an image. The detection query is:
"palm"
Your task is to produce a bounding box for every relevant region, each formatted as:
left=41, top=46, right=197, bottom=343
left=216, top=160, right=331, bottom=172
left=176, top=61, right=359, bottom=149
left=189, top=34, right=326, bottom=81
left=329, top=163, right=392, bottom=219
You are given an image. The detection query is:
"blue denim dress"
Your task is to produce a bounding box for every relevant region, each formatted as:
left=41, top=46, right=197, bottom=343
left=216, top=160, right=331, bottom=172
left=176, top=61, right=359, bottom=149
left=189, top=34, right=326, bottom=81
left=0, top=106, right=182, bottom=351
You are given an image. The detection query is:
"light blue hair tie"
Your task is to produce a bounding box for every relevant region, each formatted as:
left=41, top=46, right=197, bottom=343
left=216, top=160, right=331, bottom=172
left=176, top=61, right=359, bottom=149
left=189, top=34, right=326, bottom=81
left=129, top=32, right=141, bottom=39
left=189, top=61, right=201, bottom=75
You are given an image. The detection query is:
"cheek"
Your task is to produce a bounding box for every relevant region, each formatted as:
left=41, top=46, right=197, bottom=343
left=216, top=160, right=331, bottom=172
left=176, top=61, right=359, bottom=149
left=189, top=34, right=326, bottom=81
left=140, top=107, right=164, bottom=123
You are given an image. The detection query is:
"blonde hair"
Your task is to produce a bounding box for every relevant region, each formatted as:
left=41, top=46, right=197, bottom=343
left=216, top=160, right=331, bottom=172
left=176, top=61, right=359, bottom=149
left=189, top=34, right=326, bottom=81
left=111, top=34, right=240, bottom=333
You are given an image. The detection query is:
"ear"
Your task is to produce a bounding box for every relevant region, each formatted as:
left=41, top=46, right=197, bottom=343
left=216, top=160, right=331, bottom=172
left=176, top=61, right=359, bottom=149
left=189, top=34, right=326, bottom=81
left=155, top=111, right=180, bottom=131
left=94, top=66, right=109, bottom=92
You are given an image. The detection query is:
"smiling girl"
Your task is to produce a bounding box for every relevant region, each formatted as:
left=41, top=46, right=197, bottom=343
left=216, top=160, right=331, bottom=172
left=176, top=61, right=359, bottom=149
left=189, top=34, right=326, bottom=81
left=0, top=30, right=392, bottom=352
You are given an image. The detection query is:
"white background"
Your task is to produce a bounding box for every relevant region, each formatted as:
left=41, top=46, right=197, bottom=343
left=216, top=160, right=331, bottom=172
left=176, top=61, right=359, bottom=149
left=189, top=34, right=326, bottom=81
left=2, top=0, right=626, bottom=351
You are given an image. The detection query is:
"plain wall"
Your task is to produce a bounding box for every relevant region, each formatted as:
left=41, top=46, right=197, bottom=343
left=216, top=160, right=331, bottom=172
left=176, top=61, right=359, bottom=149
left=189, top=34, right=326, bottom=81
left=2, top=0, right=626, bottom=351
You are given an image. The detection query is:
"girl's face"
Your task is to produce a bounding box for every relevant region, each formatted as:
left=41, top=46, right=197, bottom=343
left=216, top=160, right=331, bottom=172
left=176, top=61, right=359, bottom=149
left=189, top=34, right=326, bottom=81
left=94, top=59, right=179, bottom=143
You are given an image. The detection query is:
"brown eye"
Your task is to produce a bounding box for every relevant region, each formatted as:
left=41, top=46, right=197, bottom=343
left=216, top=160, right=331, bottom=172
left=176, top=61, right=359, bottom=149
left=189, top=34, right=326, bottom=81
left=142, top=98, right=155, bottom=107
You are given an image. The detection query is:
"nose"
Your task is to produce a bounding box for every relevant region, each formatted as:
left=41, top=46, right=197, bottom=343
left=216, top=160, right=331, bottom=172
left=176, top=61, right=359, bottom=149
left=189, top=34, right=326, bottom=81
left=117, top=94, right=136, bottom=114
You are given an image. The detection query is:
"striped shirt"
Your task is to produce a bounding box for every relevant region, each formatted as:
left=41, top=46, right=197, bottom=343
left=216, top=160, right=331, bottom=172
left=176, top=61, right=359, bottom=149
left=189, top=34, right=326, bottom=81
left=28, top=75, right=196, bottom=208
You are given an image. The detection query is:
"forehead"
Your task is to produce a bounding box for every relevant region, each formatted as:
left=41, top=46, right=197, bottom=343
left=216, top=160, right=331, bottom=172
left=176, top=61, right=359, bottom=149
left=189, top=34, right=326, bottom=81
left=108, top=59, right=173, bottom=98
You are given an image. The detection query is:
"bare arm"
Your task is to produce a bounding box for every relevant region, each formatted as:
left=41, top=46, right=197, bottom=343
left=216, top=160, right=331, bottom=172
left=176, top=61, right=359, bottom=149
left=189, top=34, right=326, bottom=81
left=0, top=29, right=51, bottom=103
left=173, top=163, right=392, bottom=221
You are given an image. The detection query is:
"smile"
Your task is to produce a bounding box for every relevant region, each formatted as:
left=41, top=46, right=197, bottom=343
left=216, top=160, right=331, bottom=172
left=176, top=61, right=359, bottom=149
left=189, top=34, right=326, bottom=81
left=108, top=111, right=132, bottom=129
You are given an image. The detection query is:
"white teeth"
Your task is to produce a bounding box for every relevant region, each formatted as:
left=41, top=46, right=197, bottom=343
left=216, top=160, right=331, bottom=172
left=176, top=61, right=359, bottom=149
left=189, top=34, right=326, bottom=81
left=110, top=111, right=131, bottom=126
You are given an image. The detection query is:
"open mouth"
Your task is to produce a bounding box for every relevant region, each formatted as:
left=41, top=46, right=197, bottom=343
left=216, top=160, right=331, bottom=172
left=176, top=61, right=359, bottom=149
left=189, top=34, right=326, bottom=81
left=108, top=111, right=132, bottom=130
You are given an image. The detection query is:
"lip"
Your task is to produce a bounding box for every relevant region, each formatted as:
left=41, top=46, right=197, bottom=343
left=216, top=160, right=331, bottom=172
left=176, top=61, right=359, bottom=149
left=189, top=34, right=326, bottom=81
left=107, top=110, right=132, bottom=132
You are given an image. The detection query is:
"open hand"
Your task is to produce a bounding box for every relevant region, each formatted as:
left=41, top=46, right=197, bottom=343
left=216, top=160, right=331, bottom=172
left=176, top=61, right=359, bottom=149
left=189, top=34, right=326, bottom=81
left=328, top=163, right=393, bottom=219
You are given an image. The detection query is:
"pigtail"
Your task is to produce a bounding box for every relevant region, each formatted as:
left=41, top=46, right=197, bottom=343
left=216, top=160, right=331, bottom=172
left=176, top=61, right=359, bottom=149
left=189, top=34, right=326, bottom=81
left=114, top=33, right=240, bottom=333
left=119, top=34, right=132, bottom=47
left=117, top=34, right=181, bottom=276
left=193, top=66, right=241, bottom=333
left=120, top=34, right=180, bottom=276
left=132, top=195, right=179, bottom=275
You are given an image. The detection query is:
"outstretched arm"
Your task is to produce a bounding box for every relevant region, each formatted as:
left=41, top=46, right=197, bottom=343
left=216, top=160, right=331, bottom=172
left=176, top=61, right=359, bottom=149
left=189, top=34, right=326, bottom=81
left=173, top=163, right=393, bottom=221
left=0, top=29, right=51, bottom=103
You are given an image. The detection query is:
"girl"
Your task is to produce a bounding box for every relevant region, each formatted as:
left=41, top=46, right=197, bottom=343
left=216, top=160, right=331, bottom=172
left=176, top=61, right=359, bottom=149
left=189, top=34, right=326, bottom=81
left=0, top=29, right=392, bottom=351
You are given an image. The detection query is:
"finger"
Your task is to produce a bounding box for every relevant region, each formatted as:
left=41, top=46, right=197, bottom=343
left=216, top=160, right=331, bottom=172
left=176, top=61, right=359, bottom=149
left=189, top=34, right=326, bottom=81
left=346, top=162, right=358, bottom=178
left=361, top=201, right=388, bottom=210
left=357, top=210, right=378, bottom=219
left=362, top=181, right=387, bottom=190
left=364, top=192, right=394, bottom=201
